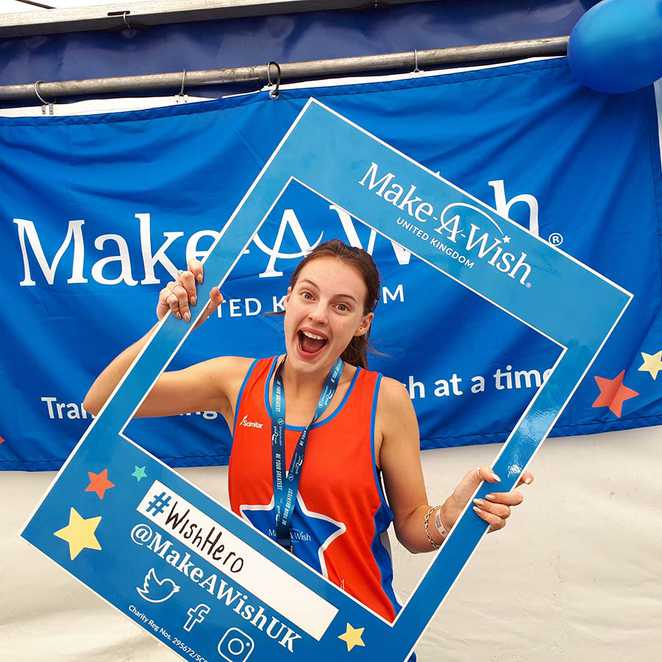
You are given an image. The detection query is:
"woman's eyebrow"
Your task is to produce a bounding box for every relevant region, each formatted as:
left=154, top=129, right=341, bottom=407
left=335, top=293, right=358, bottom=303
left=299, top=278, right=358, bottom=302
left=299, top=278, right=319, bottom=290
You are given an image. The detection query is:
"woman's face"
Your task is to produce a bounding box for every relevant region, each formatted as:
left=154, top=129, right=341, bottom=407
left=284, top=256, right=373, bottom=374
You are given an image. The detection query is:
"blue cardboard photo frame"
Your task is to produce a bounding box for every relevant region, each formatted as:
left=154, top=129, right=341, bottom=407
left=22, top=99, right=632, bottom=661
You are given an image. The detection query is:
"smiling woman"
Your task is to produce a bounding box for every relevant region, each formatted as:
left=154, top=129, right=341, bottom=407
left=83, top=238, right=533, bottom=631
left=284, top=240, right=378, bottom=371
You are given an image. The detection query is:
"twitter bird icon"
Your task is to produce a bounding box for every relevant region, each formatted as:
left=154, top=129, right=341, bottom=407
left=136, top=568, right=181, bottom=604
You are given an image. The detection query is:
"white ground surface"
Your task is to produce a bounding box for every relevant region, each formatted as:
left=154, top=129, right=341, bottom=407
left=2, top=425, right=660, bottom=661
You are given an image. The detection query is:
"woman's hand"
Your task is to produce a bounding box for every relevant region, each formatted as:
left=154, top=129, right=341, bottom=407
left=441, top=466, right=534, bottom=533
left=156, top=257, right=223, bottom=328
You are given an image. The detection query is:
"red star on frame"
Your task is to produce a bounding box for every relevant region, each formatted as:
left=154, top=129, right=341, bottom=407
left=85, top=469, right=115, bottom=500
left=592, top=370, right=639, bottom=418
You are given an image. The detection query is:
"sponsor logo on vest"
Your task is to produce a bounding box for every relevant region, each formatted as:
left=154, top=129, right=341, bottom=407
left=240, top=415, right=263, bottom=429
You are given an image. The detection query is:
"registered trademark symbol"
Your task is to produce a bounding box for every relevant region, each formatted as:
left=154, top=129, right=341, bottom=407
left=548, top=232, right=564, bottom=246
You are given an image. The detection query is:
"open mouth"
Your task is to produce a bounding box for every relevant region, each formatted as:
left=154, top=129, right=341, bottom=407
left=297, top=329, right=328, bottom=357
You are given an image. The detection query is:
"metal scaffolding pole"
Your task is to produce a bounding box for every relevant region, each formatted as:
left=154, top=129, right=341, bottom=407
left=0, top=36, right=567, bottom=103
left=0, top=0, right=438, bottom=38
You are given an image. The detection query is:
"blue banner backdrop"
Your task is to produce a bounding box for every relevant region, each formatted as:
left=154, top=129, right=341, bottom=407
left=1, top=58, right=660, bottom=471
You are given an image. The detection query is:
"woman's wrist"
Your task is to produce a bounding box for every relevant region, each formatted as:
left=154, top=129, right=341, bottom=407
left=434, top=506, right=450, bottom=538
left=439, top=499, right=455, bottom=532
left=424, top=504, right=449, bottom=549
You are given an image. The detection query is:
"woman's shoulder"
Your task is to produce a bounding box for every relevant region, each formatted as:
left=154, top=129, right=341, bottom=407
left=211, top=355, right=280, bottom=388
left=376, top=375, right=410, bottom=404
left=198, top=355, right=257, bottom=378
left=372, top=375, right=417, bottom=466
left=353, top=366, right=409, bottom=407
left=200, top=356, right=263, bottom=424
left=373, top=375, right=416, bottom=428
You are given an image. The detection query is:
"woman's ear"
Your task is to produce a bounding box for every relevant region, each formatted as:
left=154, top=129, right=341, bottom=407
left=355, top=312, right=374, bottom=337
left=284, top=286, right=292, bottom=308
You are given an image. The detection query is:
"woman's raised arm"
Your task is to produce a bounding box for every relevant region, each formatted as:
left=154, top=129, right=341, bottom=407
left=82, top=258, right=248, bottom=424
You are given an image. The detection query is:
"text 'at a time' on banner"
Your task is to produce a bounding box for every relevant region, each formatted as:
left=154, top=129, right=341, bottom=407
left=22, top=99, right=630, bottom=661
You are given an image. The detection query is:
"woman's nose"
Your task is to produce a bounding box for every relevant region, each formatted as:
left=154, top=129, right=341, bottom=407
left=308, top=301, right=328, bottom=323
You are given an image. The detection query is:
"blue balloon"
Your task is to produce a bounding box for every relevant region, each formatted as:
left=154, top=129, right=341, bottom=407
left=568, top=0, right=662, bottom=93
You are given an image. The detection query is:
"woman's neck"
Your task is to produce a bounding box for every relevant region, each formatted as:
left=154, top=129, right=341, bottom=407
left=281, top=355, right=342, bottom=400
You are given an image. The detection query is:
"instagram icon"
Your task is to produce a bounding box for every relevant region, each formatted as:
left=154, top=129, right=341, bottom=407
left=217, top=627, right=255, bottom=661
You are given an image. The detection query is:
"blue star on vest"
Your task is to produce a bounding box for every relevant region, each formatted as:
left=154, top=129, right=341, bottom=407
left=240, top=494, right=346, bottom=577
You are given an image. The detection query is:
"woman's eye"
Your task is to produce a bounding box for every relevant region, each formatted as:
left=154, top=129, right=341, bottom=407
left=301, top=291, right=313, bottom=300
left=336, top=303, right=350, bottom=312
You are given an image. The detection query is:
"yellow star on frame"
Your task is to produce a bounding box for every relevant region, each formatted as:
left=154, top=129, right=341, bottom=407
left=639, top=351, right=662, bottom=380
left=53, top=507, right=102, bottom=560
left=338, top=623, right=365, bottom=652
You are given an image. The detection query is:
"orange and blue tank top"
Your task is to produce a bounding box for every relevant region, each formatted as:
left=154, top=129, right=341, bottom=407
left=228, top=356, right=401, bottom=622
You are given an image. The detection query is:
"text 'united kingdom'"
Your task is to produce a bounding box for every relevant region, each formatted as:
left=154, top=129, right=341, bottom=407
left=358, top=162, right=534, bottom=288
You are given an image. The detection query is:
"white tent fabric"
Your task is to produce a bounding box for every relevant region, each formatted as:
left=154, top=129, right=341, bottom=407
left=2, top=425, right=661, bottom=661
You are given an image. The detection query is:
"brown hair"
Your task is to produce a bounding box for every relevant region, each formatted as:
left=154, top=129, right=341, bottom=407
left=289, top=240, right=380, bottom=369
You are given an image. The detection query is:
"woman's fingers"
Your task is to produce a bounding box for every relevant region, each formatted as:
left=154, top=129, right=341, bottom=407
left=161, top=281, right=189, bottom=321
left=210, top=287, right=223, bottom=307
left=517, top=471, right=534, bottom=487
left=203, top=287, right=224, bottom=321
left=201, top=287, right=223, bottom=319
left=166, top=291, right=179, bottom=317
left=157, top=263, right=221, bottom=326
left=188, top=257, right=204, bottom=284
left=475, top=466, right=533, bottom=490
left=473, top=498, right=511, bottom=532
left=473, top=499, right=511, bottom=520
left=157, top=282, right=175, bottom=319
left=472, top=506, right=506, bottom=532
left=465, top=467, right=533, bottom=533
left=173, top=283, right=191, bottom=321
left=178, top=270, right=197, bottom=306
left=474, top=488, right=528, bottom=533
left=484, top=490, right=524, bottom=507
left=477, top=466, right=501, bottom=484
left=168, top=267, right=200, bottom=322
left=193, top=287, right=224, bottom=328
left=475, top=467, right=533, bottom=487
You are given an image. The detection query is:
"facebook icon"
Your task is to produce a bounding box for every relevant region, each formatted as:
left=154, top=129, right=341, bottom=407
left=184, top=603, right=211, bottom=632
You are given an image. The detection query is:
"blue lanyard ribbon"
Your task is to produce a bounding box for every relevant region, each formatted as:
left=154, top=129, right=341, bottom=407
left=270, top=355, right=344, bottom=551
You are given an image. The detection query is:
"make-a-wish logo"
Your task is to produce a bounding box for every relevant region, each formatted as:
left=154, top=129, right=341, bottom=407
left=358, top=162, right=534, bottom=288
left=431, top=202, right=532, bottom=287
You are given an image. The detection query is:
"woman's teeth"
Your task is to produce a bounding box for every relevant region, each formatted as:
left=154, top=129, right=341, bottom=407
left=302, top=331, right=326, bottom=340
left=298, top=330, right=328, bottom=354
